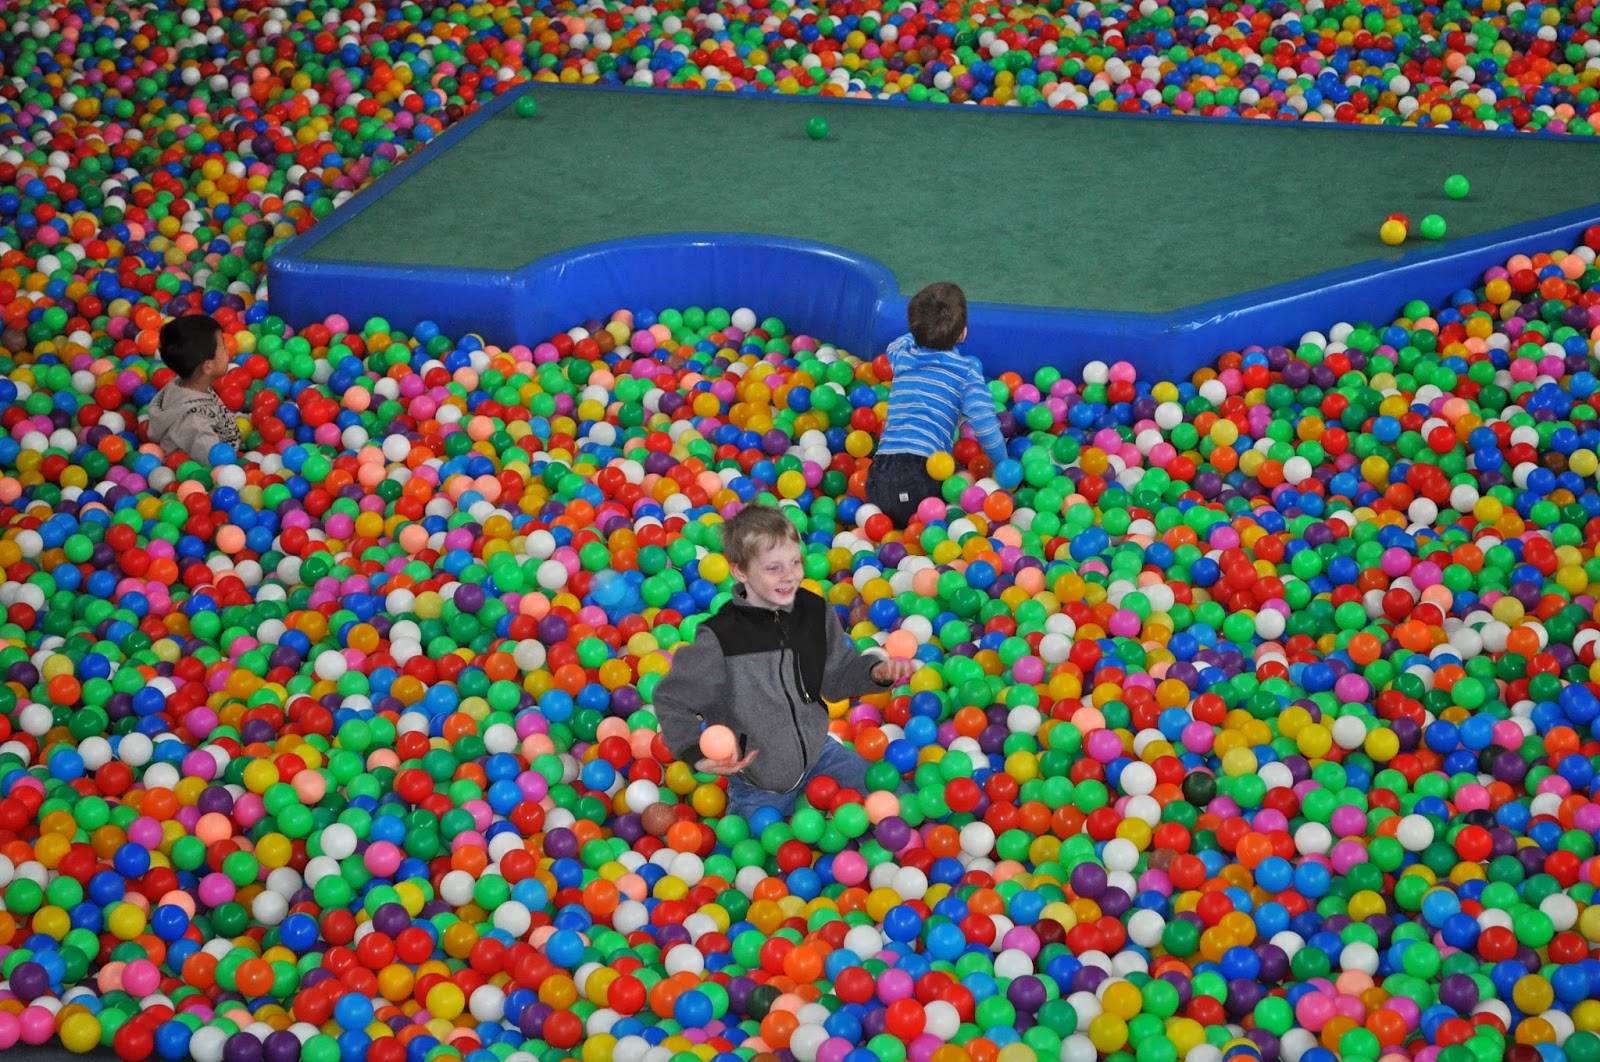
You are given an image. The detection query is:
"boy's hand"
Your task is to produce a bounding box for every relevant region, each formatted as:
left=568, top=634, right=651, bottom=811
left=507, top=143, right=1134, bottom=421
left=696, top=749, right=758, bottom=776
left=873, top=658, right=918, bottom=686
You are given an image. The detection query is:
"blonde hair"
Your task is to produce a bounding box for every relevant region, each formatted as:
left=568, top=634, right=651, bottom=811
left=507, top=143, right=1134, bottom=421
left=719, top=504, right=801, bottom=570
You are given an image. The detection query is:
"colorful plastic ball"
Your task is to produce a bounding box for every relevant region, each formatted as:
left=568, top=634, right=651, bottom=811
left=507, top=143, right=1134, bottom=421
left=2, top=7, right=1600, bottom=1053
left=1420, top=214, right=1447, bottom=239
left=700, top=725, right=738, bottom=761
left=1380, top=220, right=1408, bottom=246
left=805, top=117, right=830, bottom=140
left=1444, top=174, right=1470, bottom=198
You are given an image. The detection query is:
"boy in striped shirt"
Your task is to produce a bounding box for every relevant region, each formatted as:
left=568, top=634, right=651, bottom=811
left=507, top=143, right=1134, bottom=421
left=865, top=282, right=1008, bottom=527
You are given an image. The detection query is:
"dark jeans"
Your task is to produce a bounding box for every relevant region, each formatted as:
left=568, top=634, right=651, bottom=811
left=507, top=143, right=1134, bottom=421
left=725, top=739, right=871, bottom=820
left=866, top=452, right=938, bottom=528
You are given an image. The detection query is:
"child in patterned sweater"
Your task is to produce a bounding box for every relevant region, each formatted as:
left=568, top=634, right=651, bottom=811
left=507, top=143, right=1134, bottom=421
left=144, top=314, right=242, bottom=465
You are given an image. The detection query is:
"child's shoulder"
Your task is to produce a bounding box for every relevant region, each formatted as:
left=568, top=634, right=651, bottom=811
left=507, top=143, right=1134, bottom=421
left=889, top=333, right=975, bottom=363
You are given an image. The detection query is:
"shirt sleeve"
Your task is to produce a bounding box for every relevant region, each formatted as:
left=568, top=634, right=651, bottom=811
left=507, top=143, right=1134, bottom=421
left=650, top=627, right=730, bottom=763
left=886, top=333, right=915, bottom=377
left=960, top=365, right=1008, bottom=466
left=175, top=420, right=232, bottom=466
left=820, top=605, right=892, bottom=702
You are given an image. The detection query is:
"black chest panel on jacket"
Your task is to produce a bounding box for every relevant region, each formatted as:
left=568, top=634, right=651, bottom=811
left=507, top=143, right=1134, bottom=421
left=704, top=591, right=830, bottom=704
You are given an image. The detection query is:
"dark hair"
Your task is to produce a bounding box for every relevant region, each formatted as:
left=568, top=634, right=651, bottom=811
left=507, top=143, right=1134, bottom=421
left=720, top=504, right=801, bottom=571
left=158, top=315, right=224, bottom=379
left=907, top=282, right=967, bottom=350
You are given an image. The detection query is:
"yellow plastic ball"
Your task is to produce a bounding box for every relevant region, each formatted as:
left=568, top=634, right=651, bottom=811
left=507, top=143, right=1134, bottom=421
left=1491, top=596, right=1525, bottom=625
left=776, top=470, right=807, bottom=499
left=586, top=968, right=618, bottom=1005
left=1380, top=219, right=1408, bottom=246
left=654, top=876, right=689, bottom=902
left=1297, top=724, right=1334, bottom=758
left=926, top=452, right=956, bottom=481
left=59, top=1012, right=102, bottom=1054
left=1363, top=727, right=1400, bottom=762
left=1101, top=980, right=1143, bottom=1020
left=1512, top=974, right=1554, bottom=1015
left=1278, top=706, right=1311, bottom=738
left=1571, top=999, right=1600, bottom=1033
left=32, top=906, right=71, bottom=940
left=106, top=903, right=148, bottom=941
left=845, top=431, right=875, bottom=458
left=426, top=982, right=466, bottom=1020
left=698, top=554, right=730, bottom=585
left=1558, top=564, right=1589, bottom=594
left=865, top=887, right=901, bottom=922
left=1221, top=747, right=1258, bottom=777
left=256, top=833, right=293, bottom=870
left=1086, top=1013, right=1129, bottom=1053
left=582, top=1033, right=618, bottom=1062
left=1577, top=906, right=1600, bottom=944
left=1166, top=1018, right=1206, bottom=1056
left=242, top=759, right=280, bottom=794
left=1348, top=890, right=1387, bottom=922
left=690, top=783, right=727, bottom=818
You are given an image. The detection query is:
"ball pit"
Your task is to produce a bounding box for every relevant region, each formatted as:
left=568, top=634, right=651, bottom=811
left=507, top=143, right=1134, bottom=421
left=3, top=0, right=1600, bottom=1060
left=0, top=219, right=1599, bottom=1062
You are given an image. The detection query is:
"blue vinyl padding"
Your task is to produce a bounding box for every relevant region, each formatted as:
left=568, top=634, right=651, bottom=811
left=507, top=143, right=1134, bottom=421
left=267, top=84, right=1600, bottom=382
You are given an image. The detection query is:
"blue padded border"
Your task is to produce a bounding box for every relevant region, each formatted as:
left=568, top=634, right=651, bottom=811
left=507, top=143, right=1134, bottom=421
left=267, top=83, right=1600, bottom=380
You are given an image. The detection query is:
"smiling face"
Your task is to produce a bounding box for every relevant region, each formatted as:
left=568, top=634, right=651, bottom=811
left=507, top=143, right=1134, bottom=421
left=732, top=537, right=805, bottom=610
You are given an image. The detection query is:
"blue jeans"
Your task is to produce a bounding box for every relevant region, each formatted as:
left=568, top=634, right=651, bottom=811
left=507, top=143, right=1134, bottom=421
left=725, top=739, right=870, bottom=821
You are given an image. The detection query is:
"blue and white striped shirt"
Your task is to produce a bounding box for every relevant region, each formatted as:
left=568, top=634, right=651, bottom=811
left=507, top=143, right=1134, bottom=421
left=876, top=333, right=1007, bottom=466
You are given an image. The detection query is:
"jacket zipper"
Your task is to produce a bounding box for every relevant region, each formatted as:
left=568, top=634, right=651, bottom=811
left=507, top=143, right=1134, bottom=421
left=774, top=611, right=809, bottom=789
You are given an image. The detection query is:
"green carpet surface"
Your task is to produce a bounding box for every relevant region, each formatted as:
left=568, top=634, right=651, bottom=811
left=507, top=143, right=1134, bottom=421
left=307, top=88, right=1600, bottom=313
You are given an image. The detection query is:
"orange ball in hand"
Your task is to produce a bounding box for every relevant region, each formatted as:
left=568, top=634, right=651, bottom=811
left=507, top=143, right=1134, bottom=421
left=700, top=725, right=737, bottom=761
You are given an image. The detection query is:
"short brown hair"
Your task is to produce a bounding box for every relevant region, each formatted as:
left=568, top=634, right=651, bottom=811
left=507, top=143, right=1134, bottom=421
left=907, top=282, right=967, bottom=349
left=720, top=504, right=801, bottom=571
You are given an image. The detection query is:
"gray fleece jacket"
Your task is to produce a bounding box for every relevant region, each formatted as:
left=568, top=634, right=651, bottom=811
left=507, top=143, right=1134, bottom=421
left=146, top=381, right=242, bottom=464
left=653, top=586, right=891, bottom=794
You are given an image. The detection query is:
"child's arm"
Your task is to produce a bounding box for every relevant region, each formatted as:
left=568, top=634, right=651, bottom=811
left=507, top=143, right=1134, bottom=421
left=885, top=333, right=917, bottom=377
left=820, top=610, right=903, bottom=701
left=192, top=428, right=236, bottom=466
left=960, top=366, right=1009, bottom=467
left=651, top=628, right=731, bottom=764
left=159, top=419, right=232, bottom=465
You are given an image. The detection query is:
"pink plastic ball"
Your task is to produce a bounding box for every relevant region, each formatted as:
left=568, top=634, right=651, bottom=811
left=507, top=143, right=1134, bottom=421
left=832, top=851, right=867, bottom=885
